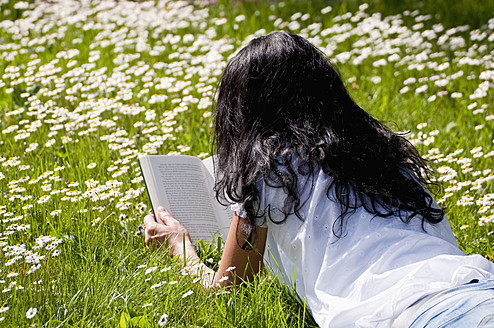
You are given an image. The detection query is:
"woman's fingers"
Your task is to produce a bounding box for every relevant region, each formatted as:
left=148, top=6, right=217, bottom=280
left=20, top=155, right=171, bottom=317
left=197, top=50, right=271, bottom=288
left=143, top=214, right=157, bottom=245
left=143, top=207, right=191, bottom=251
left=143, top=210, right=176, bottom=246
left=157, top=206, right=175, bottom=225
left=143, top=213, right=156, bottom=227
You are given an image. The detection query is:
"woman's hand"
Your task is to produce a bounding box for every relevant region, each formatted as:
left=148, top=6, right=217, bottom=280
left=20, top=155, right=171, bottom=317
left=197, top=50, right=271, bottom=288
left=143, top=209, right=267, bottom=289
left=143, top=207, right=199, bottom=264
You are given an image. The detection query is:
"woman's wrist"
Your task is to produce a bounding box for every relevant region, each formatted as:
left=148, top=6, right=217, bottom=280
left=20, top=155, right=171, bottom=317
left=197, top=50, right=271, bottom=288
left=168, top=235, right=200, bottom=264
left=170, top=243, right=216, bottom=289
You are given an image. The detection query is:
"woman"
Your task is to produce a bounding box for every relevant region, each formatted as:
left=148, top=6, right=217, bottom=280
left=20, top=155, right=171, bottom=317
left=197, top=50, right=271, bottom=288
left=144, top=32, right=494, bottom=327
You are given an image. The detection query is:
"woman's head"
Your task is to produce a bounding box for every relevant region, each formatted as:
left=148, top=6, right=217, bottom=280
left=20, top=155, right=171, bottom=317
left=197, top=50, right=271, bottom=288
left=213, top=32, right=444, bottom=247
left=215, top=32, right=353, bottom=150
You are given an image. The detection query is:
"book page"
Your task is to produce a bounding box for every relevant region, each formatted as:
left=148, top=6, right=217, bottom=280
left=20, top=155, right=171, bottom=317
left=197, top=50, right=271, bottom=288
left=141, top=155, right=221, bottom=243
left=202, top=156, right=234, bottom=242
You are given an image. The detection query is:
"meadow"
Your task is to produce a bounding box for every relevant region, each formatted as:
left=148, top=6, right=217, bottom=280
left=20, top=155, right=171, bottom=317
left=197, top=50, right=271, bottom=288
left=0, top=0, right=493, bottom=326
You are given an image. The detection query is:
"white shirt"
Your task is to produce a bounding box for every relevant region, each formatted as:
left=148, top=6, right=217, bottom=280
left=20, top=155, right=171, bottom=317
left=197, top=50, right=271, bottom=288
left=239, top=166, right=494, bottom=328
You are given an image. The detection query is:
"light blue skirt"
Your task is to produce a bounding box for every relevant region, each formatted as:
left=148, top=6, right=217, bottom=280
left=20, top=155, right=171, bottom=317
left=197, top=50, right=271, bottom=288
left=407, top=280, right=494, bottom=327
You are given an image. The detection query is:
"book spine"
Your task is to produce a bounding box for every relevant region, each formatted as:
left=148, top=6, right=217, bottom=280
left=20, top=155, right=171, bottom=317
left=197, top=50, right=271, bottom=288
left=138, top=157, right=158, bottom=222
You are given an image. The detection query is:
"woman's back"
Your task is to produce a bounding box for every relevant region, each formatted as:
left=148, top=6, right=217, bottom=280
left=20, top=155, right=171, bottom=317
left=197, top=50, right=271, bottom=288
left=255, top=158, right=494, bottom=327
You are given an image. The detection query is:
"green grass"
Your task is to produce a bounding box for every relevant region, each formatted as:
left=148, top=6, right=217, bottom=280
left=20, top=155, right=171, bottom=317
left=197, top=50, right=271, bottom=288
left=0, top=0, right=493, bottom=326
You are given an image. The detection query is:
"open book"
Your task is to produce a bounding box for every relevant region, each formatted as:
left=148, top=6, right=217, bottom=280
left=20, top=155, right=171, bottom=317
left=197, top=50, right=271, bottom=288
left=138, top=155, right=233, bottom=243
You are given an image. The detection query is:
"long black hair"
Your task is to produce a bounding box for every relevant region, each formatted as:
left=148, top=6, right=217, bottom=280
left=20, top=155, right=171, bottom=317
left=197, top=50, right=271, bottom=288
left=213, top=32, right=444, bottom=247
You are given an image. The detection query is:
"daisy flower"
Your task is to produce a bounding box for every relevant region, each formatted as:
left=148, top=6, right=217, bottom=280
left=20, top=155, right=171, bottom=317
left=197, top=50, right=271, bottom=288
left=158, top=313, right=168, bottom=326
left=182, top=290, right=193, bottom=298
left=26, top=307, right=37, bottom=319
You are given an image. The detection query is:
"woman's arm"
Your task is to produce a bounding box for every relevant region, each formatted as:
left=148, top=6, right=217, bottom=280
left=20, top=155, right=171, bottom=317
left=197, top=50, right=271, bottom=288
left=214, top=212, right=267, bottom=287
left=143, top=207, right=267, bottom=289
